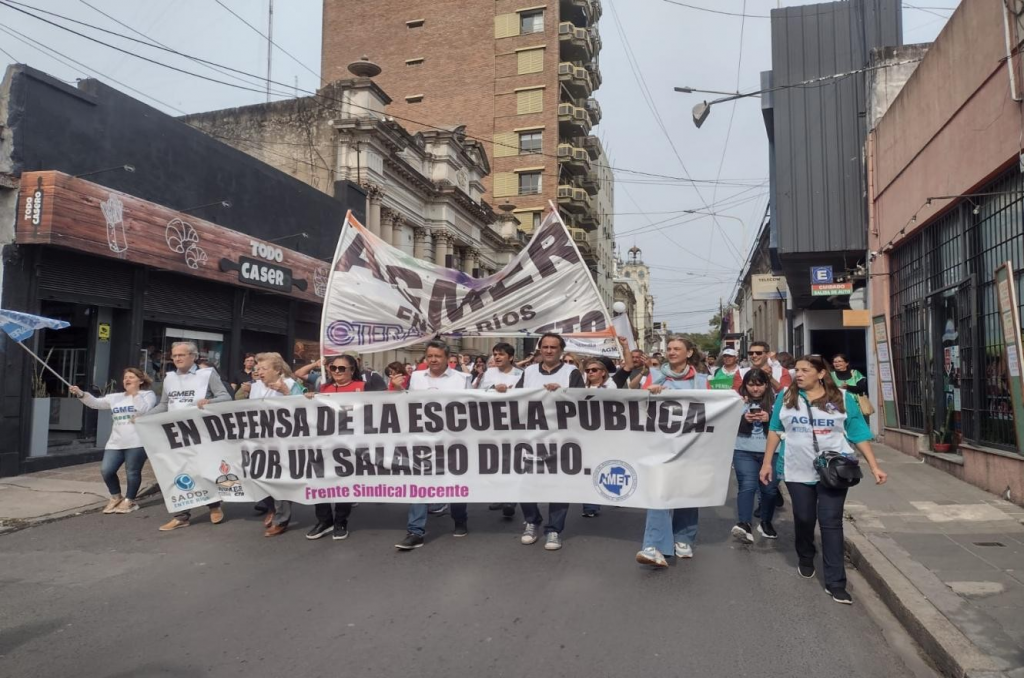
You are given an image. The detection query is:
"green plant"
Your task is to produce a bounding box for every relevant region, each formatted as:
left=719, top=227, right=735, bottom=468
left=932, top=404, right=955, bottom=446
left=30, top=348, right=54, bottom=398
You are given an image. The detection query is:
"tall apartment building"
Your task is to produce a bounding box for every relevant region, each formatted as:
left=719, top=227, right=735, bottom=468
left=322, top=0, right=613, bottom=305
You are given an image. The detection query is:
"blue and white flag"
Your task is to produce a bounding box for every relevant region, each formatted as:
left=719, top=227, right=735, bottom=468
left=0, top=309, right=70, bottom=343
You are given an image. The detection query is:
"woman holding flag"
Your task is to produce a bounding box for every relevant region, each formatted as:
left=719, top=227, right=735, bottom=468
left=70, top=368, right=157, bottom=514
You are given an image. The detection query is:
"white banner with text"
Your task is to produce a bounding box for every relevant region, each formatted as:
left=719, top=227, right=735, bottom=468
left=136, top=390, right=744, bottom=512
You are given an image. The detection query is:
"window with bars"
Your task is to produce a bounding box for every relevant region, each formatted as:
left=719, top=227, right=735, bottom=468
left=887, top=168, right=1024, bottom=452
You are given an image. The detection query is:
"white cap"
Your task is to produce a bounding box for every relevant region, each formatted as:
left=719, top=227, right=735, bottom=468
left=721, top=348, right=739, bottom=357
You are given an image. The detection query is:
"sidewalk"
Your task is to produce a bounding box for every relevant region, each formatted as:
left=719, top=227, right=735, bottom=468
left=0, top=460, right=158, bottom=533
left=845, top=443, right=1024, bottom=678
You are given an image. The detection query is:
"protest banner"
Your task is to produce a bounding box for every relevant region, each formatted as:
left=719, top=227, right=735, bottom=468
left=136, top=389, right=743, bottom=513
left=320, top=207, right=617, bottom=354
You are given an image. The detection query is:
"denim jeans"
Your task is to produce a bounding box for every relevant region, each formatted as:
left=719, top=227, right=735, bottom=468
left=100, top=447, right=147, bottom=499
left=641, top=508, right=699, bottom=555
left=520, top=503, right=569, bottom=534
left=733, top=450, right=779, bottom=524
left=407, top=503, right=467, bottom=536
left=786, top=482, right=849, bottom=589
left=582, top=504, right=602, bottom=514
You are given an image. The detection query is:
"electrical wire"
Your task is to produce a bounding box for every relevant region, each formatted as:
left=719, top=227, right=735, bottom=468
left=212, top=0, right=322, bottom=84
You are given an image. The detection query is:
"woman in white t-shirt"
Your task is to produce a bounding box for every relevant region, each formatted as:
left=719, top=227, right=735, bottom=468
left=759, top=354, right=887, bottom=605
left=71, top=368, right=157, bottom=514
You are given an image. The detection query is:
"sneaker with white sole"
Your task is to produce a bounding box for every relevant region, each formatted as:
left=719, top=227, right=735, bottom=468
left=103, top=496, right=124, bottom=514
left=521, top=523, right=540, bottom=545
left=112, top=499, right=139, bottom=514
left=798, top=562, right=816, bottom=578
left=674, top=542, right=694, bottom=559
left=758, top=521, right=778, bottom=539
left=635, top=546, right=668, bottom=568
left=826, top=587, right=853, bottom=605
left=731, top=522, right=754, bottom=544
left=544, top=532, right=562, bottom=551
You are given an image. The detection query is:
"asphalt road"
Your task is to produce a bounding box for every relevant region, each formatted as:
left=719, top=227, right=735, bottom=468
left=0, top=494, right=931, bottom=678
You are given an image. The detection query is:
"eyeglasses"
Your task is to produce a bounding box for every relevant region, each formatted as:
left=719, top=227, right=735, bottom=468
left=328, top=365, right=349, bottom=373
left=585, top=367, right=604, bottom=373
left=563, top=360, right=576, bottom=365
left=748, top=351, right=765, bottom=356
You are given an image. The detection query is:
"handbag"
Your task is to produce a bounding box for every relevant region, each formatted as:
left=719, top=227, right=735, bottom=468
left=857, top=393, right=875, bottom=417
left=800, top=395, right=863, bottom=489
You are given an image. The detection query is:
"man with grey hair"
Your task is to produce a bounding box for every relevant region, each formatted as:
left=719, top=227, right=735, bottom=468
left=148, top=341, right=232, bottom=531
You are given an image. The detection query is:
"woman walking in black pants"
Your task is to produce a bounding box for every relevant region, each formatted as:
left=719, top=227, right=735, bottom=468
left=759, top=355, right=887, bottom=605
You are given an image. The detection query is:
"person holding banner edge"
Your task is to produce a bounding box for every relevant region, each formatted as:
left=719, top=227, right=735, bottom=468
left=636, top=336, right=709, bottom=568
left=515, top=332, right=584, bottom=551
left=479, top=342, right=524, bottom=519
left=148, top=341, right=233, bottom=532
left=305, top=355, right=382, bottom=541
left=393, top=339, right=473, bottom=550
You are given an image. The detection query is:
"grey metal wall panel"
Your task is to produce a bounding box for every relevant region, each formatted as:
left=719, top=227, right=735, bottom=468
left=769, top=0, right=901, bottom=257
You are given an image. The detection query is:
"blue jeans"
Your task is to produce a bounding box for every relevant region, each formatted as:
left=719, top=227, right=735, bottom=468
left=733, top=450, right=779, bottom=524
left=407, top=503, right=467, bottom=536
left=100, top=447, right=147, bottom=499
left=520, top=503, right=569, bottom=534
left=582, top=504, right=601, bottom=514
left=641, top=508, right=699, bottom=555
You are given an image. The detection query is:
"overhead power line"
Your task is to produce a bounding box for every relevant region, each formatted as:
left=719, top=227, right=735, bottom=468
left=0, top=0, right=766, bottom=189
left=212, top=0, right=322, bottom=84
left=663, top=1, right=957, bottom=20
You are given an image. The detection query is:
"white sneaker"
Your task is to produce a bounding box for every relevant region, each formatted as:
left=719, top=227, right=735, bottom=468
left=674, top=542, right=694, bottom=559
left=103, top=496, right=124, bottom=514
left=635, top=546, right=668, bottom=568
left=544, top=532, right=562, bottom=551
left=521, top=523, right=539, bottom=545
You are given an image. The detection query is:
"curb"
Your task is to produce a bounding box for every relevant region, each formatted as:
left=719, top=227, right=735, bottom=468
left=844, top=520, right=1009, bottom=678
left=0, top=487, right=164, bottom=537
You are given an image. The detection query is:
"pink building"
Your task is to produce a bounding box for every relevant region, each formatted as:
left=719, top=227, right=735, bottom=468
left=869, top=0, right=1024, bottom=502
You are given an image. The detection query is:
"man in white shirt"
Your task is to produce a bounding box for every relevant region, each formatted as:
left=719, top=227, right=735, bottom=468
left=514, top=332, right=584, bottom=552
left=478, top=342, right=523, bottom=518
left=393, top=339, right=473, bottom=550
left=149, top=341, right=233, bottom=532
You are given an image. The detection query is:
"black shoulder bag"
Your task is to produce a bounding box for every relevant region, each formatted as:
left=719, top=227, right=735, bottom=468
left=800, top=394, right=863, bottom=489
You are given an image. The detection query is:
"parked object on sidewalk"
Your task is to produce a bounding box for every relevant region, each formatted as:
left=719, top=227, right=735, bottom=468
left=760, top=355, right=888, bottom=604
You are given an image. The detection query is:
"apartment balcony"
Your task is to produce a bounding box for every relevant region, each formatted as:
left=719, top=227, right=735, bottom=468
left=557, top=62, right=593, bottom=98
left=587, top=61, right=602, bottom=91
left=558, top=102, right=592, bottom=136
left=570, top=227, right=597, bottom=261
left=557, top=184, right=589, bottom=214
left=592, top=0, right=603, bottom=21
left=589, top=26, right=602, bottom=55
left=558, top=22, right=593, bottom=61
left=582, top=134, right=605, bottom=160
left=585, top=98, right=602, bottom=125
left=578, top=204, right=600, bottom=230
left=580, top=169, right=600, bottom=195
left=557, top=143, right=591, bottom=175
left=560, top=0, right=598, bottom=27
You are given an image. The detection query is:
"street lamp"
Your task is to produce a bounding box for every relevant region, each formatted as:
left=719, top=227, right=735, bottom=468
left=73, top=164, right=136, bottom=179
left=612, top=301, right=627, bottom=315
left=673, top=88, right=761, bottom=129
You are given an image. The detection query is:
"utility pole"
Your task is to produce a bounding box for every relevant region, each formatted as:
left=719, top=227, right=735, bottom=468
left=265, top=0, right=274, bottom=102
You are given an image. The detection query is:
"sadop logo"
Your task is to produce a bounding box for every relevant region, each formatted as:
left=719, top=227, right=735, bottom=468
left=593, top=460, right=637, bottom=502
left=174, top=474, right=196, bottom=492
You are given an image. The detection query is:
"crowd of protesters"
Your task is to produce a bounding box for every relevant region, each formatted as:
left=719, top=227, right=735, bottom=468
left=72, top=334, right=885, bottom=605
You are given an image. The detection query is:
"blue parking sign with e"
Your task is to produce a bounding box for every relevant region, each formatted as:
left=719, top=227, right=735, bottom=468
left=811, top=266, right=833, bottom=284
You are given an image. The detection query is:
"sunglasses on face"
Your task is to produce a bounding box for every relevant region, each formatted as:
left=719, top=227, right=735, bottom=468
left=748, top=351, right=765, bottom=356
left=563, top=359, right=576, bottom=364
left=329, top=365, right=349, bottom=373
left=585, top=367, right=604, bottom=373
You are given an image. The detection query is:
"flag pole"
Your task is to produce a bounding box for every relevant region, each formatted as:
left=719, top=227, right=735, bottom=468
left=16, top=340, right=74, bottom=390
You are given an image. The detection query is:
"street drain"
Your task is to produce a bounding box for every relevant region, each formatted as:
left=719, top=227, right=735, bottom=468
left=972, top=542, right=1006, bottom=547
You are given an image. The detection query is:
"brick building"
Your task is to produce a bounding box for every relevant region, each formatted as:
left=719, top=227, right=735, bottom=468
left=321, top=0, right=614, bottom=306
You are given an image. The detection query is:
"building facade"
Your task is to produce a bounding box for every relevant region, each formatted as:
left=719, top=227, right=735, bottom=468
left=761, top=0, right=903, bottom=375
left=733, top=212, right=787, bottom=354
left=320, top=0, right=615, bottom=308
left=868, top=0, right=1024, bottom=502
left=0, top=65, right=354, bottom=476
left=616, top=246, right=654, bottom=351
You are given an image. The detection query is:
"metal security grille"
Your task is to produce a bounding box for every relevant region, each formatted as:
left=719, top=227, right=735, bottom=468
left=889, top=168, right=1024, bottom=451
left=144, top=271, right=233, bottom=329
left=241, top=292, right=289, bottom=333
left=37, top=249, right=134, bottom=305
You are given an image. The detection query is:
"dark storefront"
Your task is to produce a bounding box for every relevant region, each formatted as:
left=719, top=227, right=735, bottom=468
left=0, top=65, right=362, bottom=475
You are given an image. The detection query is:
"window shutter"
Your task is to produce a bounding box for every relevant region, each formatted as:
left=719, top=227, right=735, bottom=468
left=494, top=14, right=519, bottom=39
left=492, top=172, right=517, bottom=197
left=516, top=89, right=544, bottom=115
left=517, top=48, right=544, bottom=74
left=493, top=132, right=518, bottom=157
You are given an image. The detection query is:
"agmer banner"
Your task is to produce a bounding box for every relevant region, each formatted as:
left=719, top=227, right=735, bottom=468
left=136, top=389, right=744, bottom=513
left=320, top=207, right=616, bottom=354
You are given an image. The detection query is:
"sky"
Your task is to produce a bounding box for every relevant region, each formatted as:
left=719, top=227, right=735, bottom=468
left=0, top=0, right=961, bottom=334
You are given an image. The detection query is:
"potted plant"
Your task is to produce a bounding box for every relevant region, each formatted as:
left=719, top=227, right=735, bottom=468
left=932, top=404, right=955, bottom=454
left=28, top=351, right=52, bottom=457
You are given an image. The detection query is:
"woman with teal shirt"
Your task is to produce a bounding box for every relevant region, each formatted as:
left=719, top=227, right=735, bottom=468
left=759, top=355, right=887, bottom=604
left=635, top=336, right=709, bottom=569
